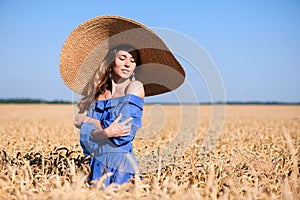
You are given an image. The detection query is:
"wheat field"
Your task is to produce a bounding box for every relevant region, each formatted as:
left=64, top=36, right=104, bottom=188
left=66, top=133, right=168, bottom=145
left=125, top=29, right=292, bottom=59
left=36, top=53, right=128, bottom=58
left=0, top=104, right=299, bottom=199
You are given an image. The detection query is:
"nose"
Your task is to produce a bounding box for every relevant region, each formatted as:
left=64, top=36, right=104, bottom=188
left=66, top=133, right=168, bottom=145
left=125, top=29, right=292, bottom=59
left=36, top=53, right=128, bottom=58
left=124, top=59, right=131, bottom=67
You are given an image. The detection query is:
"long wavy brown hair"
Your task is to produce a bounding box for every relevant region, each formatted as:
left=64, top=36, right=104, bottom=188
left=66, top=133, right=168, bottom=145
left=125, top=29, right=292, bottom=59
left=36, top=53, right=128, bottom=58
left=77, top=44, right=140, bottom=113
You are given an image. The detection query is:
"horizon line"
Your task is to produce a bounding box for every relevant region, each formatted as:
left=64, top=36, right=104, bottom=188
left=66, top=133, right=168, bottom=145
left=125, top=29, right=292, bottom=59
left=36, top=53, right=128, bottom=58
left=0, top=98, right=299, bottom=105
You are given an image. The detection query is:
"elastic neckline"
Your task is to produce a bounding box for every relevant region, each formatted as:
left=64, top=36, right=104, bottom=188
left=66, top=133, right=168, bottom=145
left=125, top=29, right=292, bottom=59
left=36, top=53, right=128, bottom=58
left=95, top=94, right=144, bottom=103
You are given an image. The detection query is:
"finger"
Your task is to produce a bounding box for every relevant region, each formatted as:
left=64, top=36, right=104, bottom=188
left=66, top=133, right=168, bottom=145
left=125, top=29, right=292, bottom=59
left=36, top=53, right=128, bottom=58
left=114, top=114, right=122, bottom=123
left=75, top=114, right=83, bottom=121
left=118, top=122, right=132, bottom=131
left=117, top=125, right=129, bottom=132
left=122, top=131, right=130, bottom=136
left=121, top=125, right=131, bottom=132
left=74, top=121, right=80, bottom=125
left=120, top=117, right=133, bottom=125
left=74, top=118, right=79, bottom=124
left=126, top=123, right=132, bottom=129
left=74, top=117, right=81, bottom=124
left=122, top=129, right=131, bottom=135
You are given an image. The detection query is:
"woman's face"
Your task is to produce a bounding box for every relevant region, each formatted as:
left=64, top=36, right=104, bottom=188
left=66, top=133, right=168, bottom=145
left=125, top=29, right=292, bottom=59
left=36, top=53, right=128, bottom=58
left=112, top=50, right=137, bottom=80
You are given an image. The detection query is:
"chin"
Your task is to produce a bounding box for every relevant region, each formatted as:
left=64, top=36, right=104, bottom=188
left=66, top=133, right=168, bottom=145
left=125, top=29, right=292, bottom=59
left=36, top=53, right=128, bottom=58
left=121, top=74, right=131, bottom=79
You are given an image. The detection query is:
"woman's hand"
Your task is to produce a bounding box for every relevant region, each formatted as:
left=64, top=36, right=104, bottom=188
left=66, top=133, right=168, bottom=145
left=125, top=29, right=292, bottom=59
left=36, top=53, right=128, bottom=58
left=74, top=113, right=89, bottom=128
left=103, top=114, right=132, bottom=138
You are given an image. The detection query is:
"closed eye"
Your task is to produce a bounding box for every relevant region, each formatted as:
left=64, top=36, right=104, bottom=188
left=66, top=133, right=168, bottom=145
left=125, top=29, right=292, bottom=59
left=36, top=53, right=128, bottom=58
left=118, top=55, right=135, bottom=63
left=119, top=56, right=126, bottom=61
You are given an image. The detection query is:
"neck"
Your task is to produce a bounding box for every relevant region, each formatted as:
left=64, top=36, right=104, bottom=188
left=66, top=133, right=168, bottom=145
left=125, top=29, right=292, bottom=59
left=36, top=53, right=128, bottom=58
left=111, top=77, right=130, bottom=97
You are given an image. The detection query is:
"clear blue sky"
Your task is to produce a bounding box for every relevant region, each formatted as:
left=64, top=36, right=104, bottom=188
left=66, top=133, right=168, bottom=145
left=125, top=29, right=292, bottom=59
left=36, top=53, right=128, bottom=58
left=0, top=0, right=299, bottom=103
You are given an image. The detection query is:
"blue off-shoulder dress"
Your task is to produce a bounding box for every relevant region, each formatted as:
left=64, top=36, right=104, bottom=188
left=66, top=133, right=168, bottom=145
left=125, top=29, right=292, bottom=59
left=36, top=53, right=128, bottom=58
left=79, top=94, right=144, bottom=187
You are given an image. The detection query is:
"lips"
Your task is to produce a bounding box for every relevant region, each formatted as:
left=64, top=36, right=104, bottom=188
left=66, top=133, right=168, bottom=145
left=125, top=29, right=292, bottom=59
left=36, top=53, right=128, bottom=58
left=121, top=69, right=131, bottom=74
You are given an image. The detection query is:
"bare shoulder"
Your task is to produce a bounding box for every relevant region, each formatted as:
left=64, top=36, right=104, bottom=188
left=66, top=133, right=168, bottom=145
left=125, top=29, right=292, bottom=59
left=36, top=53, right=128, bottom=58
left=125, top=80, right=145, bottom=99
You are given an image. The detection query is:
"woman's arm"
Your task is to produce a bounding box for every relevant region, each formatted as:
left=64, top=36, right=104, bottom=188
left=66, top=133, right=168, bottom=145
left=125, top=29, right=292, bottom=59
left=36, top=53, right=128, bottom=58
left=75, top=113, right=132, bottom=140
left=74, top=113, right=102, bottom=129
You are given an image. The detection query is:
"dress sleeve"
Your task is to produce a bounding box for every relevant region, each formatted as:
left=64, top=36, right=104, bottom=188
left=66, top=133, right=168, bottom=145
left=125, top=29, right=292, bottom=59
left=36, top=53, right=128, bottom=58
left=79, top=122, right=98, bottom=156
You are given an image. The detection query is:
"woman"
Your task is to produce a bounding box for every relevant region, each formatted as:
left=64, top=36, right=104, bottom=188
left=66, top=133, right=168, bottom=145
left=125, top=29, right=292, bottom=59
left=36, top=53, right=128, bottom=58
left=59, top=15, right=185, bottom=188
left=74, top=44, right=144, bottom=186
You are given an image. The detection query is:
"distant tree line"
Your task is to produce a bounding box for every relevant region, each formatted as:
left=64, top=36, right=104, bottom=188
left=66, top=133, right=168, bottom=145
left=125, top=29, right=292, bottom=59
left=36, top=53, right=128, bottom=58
left=221, top=101, right=300, bottom=105
left=0, top=98, right=73, bottom=104
left=0, top=98, right=299, bottom=105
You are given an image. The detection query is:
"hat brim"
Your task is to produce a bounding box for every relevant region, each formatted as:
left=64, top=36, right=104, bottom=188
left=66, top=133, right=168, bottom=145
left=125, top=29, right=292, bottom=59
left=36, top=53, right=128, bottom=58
left=60, top=15, right=185, bottom=96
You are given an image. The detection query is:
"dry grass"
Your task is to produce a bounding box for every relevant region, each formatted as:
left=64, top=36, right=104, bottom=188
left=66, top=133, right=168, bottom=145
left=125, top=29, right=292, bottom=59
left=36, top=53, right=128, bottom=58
left=0, top=104, right=299, bottom=199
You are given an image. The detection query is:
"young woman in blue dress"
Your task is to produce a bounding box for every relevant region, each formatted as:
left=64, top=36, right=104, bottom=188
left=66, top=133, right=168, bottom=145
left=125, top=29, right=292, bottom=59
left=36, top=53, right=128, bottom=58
left=74, top=44, right=145, bottom=187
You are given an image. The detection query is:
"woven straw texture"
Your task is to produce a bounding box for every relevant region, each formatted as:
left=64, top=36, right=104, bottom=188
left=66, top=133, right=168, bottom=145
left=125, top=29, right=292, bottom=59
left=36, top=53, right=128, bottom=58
left=60, top=16, right=185, bottom=96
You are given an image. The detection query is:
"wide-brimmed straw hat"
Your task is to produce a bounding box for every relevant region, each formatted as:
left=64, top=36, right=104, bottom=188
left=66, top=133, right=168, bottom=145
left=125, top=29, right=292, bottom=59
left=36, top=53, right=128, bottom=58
left=60, top=15, right=185, bottom=96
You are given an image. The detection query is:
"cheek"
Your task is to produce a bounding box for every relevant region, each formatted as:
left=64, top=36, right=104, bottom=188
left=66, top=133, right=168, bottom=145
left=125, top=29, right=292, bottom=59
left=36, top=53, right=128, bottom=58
left=132, top=64, right=136, bottom=71
left=114, top=59, right=122, bottom=68
left=113, top=61, right=123, bottom=73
